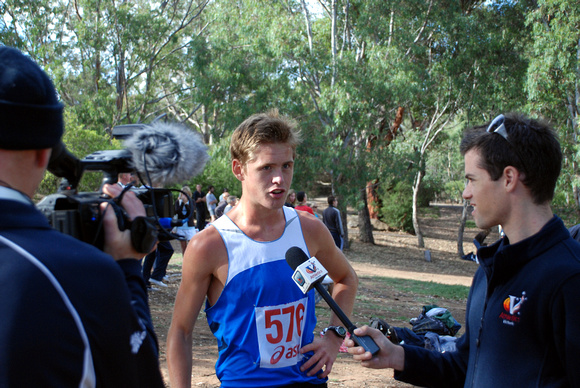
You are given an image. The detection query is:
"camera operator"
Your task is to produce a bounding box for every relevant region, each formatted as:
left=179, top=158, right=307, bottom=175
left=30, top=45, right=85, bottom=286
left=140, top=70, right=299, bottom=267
left=0, top=46, right=164, bottom=386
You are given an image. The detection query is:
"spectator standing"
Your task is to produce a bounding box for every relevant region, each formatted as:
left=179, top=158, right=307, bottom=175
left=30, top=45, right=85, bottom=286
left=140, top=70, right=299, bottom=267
left=174, top=186, right=196, bottom=254
left=167, top=110, right=358, bottom=387
left=142, top=241, right=174, bottom=289
left=0, top=46, right=163, bottom=387
left=323, top=195, right=344, bottom=250
left=193, top=184, right=206, bottom=230
left=295, top=191, right=315, bottom=215
left=347, top=113, right=580, bottom=387
left=206, top=185, right=218, bottom=222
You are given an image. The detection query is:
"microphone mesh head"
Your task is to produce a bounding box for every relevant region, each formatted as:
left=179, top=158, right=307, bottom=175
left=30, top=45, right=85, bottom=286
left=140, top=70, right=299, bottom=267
left=124, top=121, right=210, bottom=186
left=285, top=246, right=309, bottom=270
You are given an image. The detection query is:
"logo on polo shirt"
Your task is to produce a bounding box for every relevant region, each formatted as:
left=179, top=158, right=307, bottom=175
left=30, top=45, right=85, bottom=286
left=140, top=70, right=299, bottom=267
left=499, top=291, right=526, bottom=326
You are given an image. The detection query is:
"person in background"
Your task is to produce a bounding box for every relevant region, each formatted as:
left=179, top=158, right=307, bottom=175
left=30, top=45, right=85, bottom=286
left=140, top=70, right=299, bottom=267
left=285, top=188, right=296, bottom=208
left=223, top=195, right=237, bottom=215
left=142, top=241, right=174, bottom=289
left=347, top=113, right=580, bottom=387
left=0, top=46, right=163, bottom=387
left=193, top=184, right=206, bottom=230
left=310, top=203, right=320, bottom=218
left=174, top=185, right=196, bottom=254
left=295, top=191, right=315, bottom=215
left=118, top=172, right=134, bottom=188
left=167, top=110, right=358, bottom=388
left=206, top=185, right=218, bottom=222
left=323, top=195, right=344, bottom=250
left=215, top=191, right=229, bottom=219
left=219, top=187, right=229, bottom=203
left=568, top=224, right=580, bottom=242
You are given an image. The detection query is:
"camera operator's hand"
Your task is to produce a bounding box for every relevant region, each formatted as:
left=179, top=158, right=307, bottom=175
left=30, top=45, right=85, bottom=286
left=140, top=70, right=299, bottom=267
left=100, top=183, right=149, bottom=261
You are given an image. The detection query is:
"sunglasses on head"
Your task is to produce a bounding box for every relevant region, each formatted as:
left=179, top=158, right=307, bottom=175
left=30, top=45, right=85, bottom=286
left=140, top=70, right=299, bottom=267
left=486, top=114, right=527, bottom=173
left=487, top=114, right=509, bottom=140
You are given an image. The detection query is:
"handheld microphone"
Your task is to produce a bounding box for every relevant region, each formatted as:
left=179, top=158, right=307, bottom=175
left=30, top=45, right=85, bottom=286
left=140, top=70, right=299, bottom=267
left=291, top=255, right=329, bottom=294
left=285, top=246, right=380, bottom=355
left=123, top=121, right=210, bottom=187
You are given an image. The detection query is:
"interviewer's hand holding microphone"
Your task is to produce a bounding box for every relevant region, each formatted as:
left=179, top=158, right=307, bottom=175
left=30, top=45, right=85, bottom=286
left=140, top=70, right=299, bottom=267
left=344, top=325, right=406, bottom=371
left=285, top=247, right=384, bottom=376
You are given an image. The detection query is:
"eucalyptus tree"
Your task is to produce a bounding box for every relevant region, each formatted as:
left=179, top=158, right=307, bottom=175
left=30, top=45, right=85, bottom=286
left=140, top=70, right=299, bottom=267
left=526, top=0, right=580, bottom=208
left=395, top=0, right=530, bottom=246
left=182, top=0, right=305, bottom=143
left=2, top=0, right=209, bottom=131
left=62, top=0, right=210, bottom=131
left=2, top=0, right=213, bottom=195
left=293, top=1, right=517, bottom=246
left=283, top=0, right=425, bottom=244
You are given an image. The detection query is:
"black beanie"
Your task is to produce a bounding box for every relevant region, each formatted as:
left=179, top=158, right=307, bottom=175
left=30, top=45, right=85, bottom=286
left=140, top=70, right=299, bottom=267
left=0, top=46, right=64, bottom=150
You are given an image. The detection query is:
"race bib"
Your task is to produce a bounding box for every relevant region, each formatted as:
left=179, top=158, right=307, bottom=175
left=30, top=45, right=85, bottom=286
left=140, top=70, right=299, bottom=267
left=255, top=297, right=308, bottom=368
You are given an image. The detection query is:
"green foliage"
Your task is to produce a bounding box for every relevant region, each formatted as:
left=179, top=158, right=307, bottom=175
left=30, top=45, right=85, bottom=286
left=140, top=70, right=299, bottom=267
left=6, top=0, right=580, bottom=216
left=525, top=0, right=580, bottom=209
left=442, top=180, right=466, bottom=203
left=378, top=181, right=414, bottom=233
left=554, top=207, right=580, bottom=228
left=191, top=136, right=242, bottom=197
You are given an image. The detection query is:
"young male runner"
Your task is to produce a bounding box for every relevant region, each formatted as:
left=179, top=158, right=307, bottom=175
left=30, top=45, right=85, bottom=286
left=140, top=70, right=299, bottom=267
left=167, top=110, right=358, bottom=387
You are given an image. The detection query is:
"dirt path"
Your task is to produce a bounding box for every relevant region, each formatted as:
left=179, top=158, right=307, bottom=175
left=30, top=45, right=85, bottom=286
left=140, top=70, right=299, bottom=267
left=351, top=262, right=473, bottom=287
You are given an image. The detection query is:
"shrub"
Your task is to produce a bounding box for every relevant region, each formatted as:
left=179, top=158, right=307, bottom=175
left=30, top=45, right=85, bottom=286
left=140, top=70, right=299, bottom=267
left=378, top=181, right=414, bottom=233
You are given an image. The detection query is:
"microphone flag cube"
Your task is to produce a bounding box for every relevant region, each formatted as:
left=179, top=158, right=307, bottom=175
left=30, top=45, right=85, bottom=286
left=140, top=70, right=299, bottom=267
left=291, top=257, right=328, bottom=294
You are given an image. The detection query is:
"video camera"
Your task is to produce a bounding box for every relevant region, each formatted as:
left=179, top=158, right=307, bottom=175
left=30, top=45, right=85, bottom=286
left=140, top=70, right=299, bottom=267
left=37, top=119, right=209, bottom=253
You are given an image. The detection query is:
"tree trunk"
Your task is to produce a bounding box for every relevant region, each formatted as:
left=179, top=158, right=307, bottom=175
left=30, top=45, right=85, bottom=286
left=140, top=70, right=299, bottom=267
left=330, top=0, right=337, bottom=88
left=458, top=200, right=469, bottom=258
left=299, top=0, right=313, bottom=54
left=366, top=179, right=379, bottom=219
left=341, top=208, right=350, bottom=250
left=358, top=186, right=375, bottom=244
left=412, top=166, right=424, bottom=248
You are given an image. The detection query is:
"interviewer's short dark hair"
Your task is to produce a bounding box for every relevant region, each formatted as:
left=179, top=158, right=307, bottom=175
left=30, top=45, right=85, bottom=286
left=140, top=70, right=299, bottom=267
left=296, top=191, right=306, bottom=202
left=460, top=113, right=562, bottom=204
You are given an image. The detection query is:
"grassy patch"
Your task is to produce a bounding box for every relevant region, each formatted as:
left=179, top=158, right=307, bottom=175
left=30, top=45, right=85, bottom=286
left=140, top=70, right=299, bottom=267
left=465, top=220, right=476, bottom=229
left=373, top=277, right=469, bottom=300
left=420, top=206, right=441, bottom=218
left=314, top=276, right=469, bottom=328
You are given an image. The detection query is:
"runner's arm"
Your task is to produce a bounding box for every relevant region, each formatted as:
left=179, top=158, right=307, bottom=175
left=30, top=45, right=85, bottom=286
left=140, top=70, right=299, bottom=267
left=167, top=229, right=220, bottom=388
left=298, top=213, right=359, bottom=377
